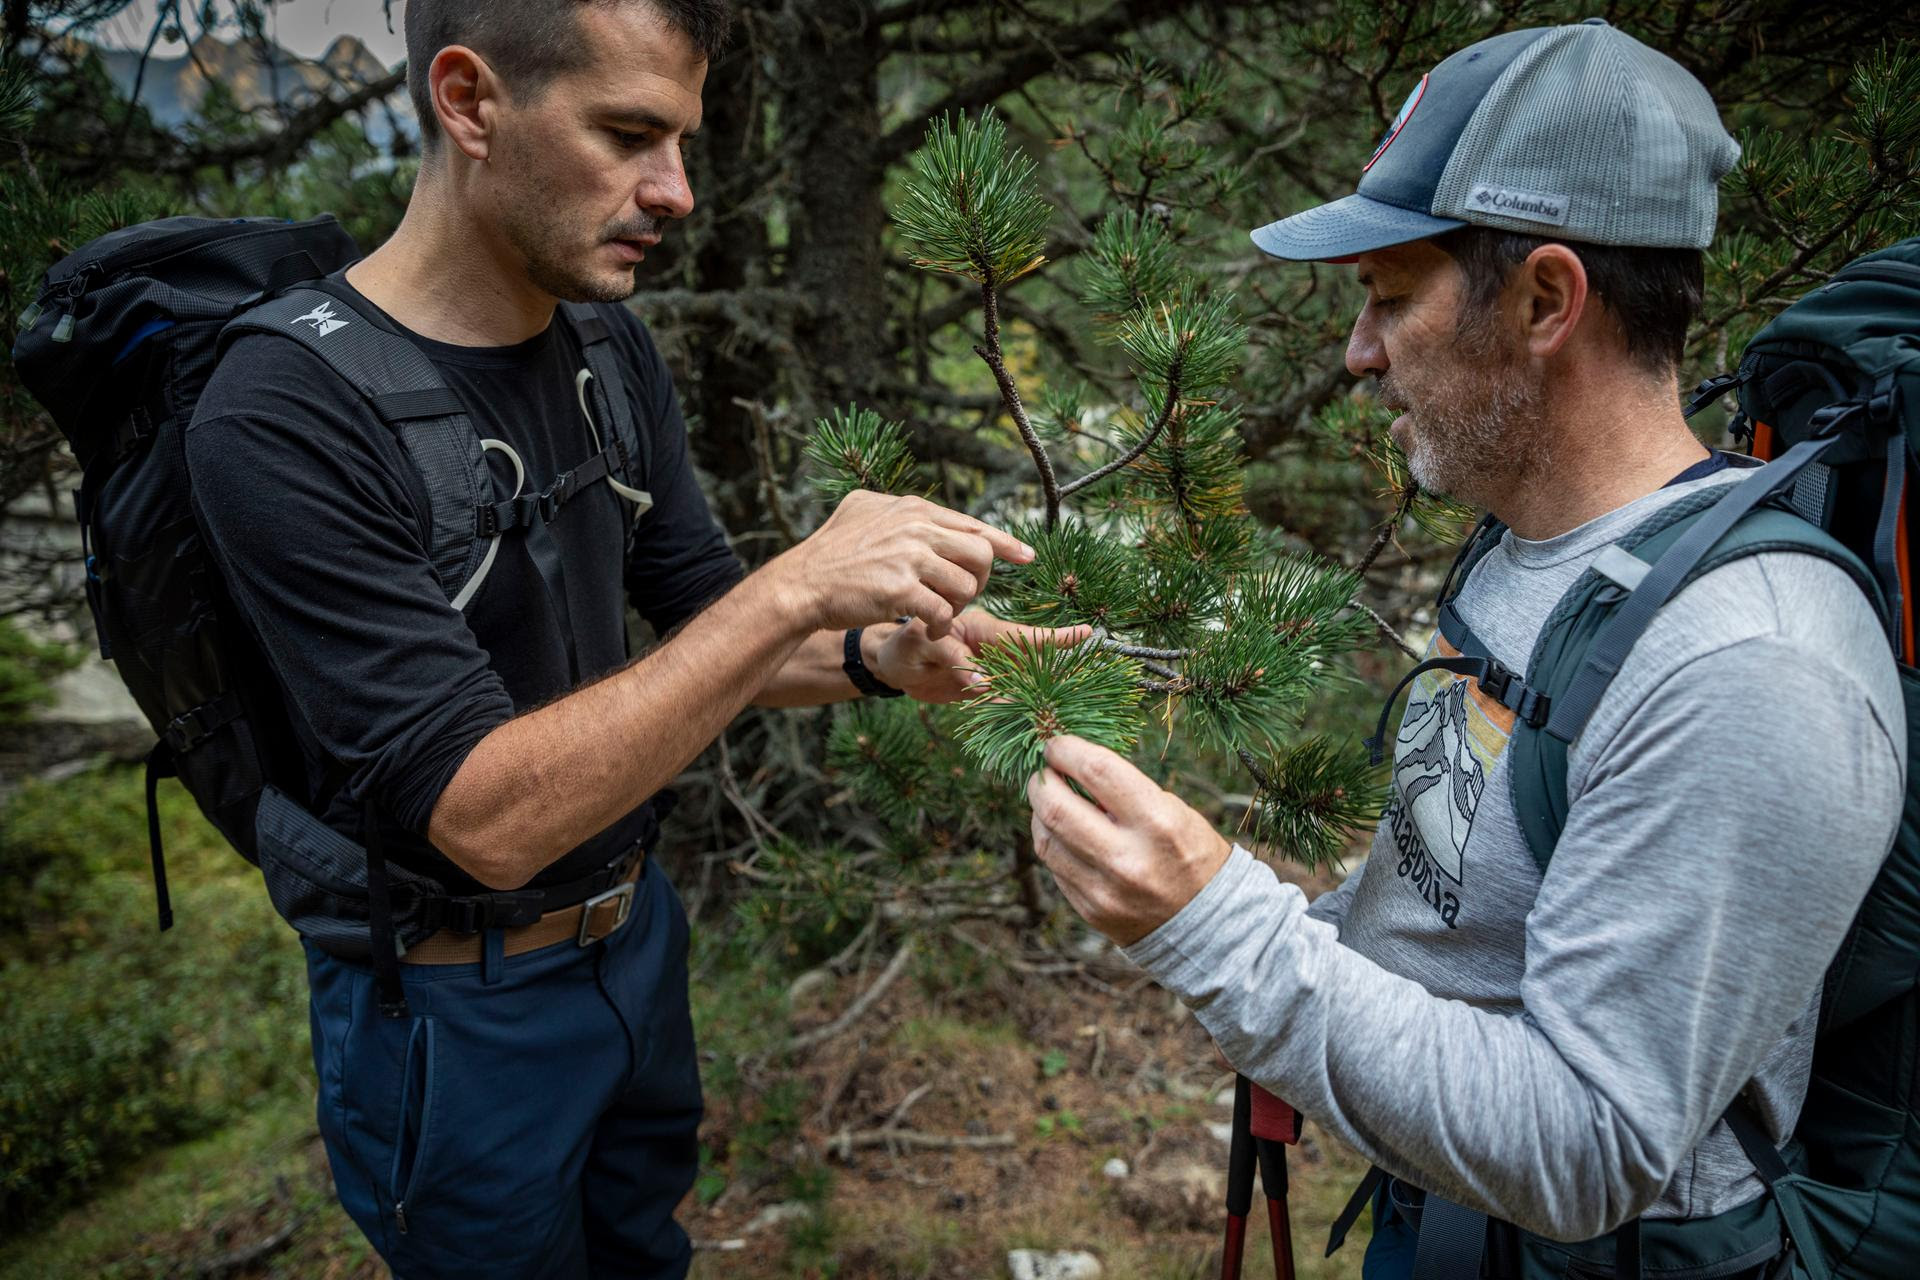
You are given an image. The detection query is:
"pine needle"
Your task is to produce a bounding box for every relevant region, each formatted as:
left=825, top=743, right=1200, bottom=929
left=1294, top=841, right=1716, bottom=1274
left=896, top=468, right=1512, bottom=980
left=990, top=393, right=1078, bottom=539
left=955, top=636, right=1145, bottom=781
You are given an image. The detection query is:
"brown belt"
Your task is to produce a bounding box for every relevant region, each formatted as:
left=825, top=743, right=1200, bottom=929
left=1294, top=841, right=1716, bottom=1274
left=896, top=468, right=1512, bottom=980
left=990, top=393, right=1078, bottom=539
left=401, top=854, right=646, bottom=965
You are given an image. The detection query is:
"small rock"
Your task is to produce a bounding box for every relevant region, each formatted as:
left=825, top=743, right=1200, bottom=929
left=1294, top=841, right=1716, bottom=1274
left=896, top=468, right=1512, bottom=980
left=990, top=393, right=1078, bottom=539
left=977, top=1075, right=997, bottom=1096
left=1205, top=1121, right=1234, bottom=1145
left=743, top=1201, right=813, bottom=1234
left=1008, top=1249, right=1103, bottom=1280
left=1042, top=1094, right=1061, bottom=1112
left=1101, top=1157, right=1130, bottom=1180
left=940, top=1190, right=969, bottom=1212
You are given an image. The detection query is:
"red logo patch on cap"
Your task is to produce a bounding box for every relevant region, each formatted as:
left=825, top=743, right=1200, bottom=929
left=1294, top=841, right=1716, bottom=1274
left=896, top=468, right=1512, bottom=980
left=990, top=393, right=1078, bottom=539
left=1364, top=74, right=1428, bottom=173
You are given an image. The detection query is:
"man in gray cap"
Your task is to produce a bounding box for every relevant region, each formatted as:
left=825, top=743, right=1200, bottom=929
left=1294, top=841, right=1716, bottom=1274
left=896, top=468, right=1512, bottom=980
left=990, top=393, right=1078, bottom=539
left=1023, top=19, right=1904, bottom=1277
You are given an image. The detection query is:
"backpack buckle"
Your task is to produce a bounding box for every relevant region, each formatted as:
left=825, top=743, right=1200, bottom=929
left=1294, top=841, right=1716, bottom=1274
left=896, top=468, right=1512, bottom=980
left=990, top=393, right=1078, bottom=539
left=1477, top=659, right=1516, bottom=704
left=162, top=693, right=241, bottom=753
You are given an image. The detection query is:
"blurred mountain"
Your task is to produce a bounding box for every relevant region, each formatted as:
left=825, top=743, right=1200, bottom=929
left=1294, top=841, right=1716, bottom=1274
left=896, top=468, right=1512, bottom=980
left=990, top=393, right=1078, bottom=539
left=79, top=31, right=413, bottom=148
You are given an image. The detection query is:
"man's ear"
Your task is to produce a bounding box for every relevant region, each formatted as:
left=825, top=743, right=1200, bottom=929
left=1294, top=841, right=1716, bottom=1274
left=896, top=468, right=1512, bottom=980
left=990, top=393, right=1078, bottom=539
left=1518, top=243, right=1589, bottom=362
left=429, top=46, right=503, bottom=163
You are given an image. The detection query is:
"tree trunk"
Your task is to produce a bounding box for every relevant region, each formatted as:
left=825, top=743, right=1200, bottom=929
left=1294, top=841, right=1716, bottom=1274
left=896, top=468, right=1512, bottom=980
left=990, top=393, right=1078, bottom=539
left=777, top=0, right=893, bottom=413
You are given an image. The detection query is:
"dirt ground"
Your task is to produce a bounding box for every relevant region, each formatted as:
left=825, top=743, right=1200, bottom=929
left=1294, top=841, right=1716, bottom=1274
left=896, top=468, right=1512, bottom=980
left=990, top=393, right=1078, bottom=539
left=3, top=852, right=1372, bottom=1280
left=675, top=854, right=1371, bottom=1280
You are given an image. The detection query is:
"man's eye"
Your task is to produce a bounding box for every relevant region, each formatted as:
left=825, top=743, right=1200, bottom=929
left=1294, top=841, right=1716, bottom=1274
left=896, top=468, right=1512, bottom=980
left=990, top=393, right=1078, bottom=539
left=611, top=129, right=650, bottom=149
left=1372, top=294, right=1404, bottom=313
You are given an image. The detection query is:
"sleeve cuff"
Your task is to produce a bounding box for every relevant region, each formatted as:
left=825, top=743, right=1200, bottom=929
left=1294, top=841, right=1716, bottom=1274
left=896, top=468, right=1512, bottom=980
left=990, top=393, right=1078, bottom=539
left=1122, top=843, right=1264, bottom=974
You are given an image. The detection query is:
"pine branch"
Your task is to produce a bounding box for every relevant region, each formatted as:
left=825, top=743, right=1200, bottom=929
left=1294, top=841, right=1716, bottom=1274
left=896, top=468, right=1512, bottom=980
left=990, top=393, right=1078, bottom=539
left=1100, top=640, right=1191, bottom=661
left=1059, top=357, right=1182, bottom=498
left=1241, top=737, right=1386, bottom=872
left=871, top=0, right=1271, bottom=165
left=956, top=635, right=1144, bottom=780
left=975, top=275, right=1063, bottom=524
left=994, top=521, right=1144, bottom=631
left=804, top=405, right=920, bottom=507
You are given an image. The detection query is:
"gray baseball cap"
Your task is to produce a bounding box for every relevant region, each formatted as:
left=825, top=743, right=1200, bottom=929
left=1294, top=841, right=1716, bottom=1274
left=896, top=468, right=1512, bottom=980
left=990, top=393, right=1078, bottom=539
left=1251, top=18, right=1741, bottom=262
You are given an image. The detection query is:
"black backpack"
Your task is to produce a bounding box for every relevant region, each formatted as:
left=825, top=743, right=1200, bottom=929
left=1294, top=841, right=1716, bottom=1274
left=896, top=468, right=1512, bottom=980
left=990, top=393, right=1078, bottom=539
left=11, top=214, right=654, bottom=1013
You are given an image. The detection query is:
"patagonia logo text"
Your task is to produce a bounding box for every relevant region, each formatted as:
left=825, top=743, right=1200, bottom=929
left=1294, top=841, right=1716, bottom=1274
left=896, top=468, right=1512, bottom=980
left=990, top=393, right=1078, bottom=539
left=1467, top=184, right=1570, bottom=226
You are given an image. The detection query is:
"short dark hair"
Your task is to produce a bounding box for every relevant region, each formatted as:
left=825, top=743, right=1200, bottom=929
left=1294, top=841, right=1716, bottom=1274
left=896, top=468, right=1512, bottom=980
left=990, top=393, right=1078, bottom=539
left=1432, top=226, right=1703, bottom=375
left=405, top=0, right=732, bottom=152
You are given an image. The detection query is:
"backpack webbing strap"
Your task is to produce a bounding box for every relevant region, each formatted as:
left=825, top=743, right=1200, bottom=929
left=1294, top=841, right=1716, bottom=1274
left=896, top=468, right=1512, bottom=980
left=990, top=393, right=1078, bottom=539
left=223, top=287, right=492, bottom=605
left=1872, top=428, right=1908, bottom=655
left=474, top=438, right=630, bottom=537
left=1324, top=1165, right=1385, bottom=1257
left=1612, top=1218, right=1642, bottom=1280
left=1410, top=1194, right=1488, bottom=1280
left=145, top=745, right=176, bottom=932
left=561, top=302, right=652, bottom=498
left=362, top=795, right=410, bottom=1020
left=1724, top=1099, right=1831, bottom=1280
left=1544, top=435, right=1843, bottom=745
left=1367, top=653, right=1550, bottom=765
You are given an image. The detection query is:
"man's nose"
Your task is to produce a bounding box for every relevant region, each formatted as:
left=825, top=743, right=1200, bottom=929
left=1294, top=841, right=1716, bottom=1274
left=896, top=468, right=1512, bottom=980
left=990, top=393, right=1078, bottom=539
left=641, top=152, right=695, bottom=221
left=1347, top=308, right=1386, bottom=380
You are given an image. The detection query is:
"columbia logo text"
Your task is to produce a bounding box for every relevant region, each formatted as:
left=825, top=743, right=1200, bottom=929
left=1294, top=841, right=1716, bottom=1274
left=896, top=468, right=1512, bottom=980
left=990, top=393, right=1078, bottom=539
left=1466, top=184, right=1570, bottom=227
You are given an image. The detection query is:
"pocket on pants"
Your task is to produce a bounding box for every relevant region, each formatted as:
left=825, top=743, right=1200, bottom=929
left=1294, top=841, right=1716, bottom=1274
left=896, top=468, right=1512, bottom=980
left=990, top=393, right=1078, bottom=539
left=389, top=1016, right=441, bottom=1233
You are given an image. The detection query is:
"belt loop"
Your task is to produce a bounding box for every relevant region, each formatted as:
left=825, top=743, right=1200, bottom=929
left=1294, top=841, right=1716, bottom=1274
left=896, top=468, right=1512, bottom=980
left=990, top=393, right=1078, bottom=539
left=482, top=927, right=505, bottom=985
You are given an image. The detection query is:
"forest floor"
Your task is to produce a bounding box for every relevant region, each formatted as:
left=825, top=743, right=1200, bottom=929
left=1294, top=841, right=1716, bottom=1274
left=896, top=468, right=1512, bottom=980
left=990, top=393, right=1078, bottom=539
left=0, top=762, right=1370, bottom=1280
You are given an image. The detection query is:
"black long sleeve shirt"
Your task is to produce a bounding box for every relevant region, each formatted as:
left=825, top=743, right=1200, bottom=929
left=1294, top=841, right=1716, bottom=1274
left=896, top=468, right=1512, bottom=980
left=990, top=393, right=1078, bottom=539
left=186, top=277, right=743, bottom=893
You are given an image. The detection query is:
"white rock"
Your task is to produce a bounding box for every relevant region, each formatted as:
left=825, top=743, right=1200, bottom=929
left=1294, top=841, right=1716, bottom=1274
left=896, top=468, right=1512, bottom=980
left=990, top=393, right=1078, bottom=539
left=1008, top=1250, right=1103, bottom=1280
left=1205, top=1120, right=1235, bottom=1145
left=1101, top=1157, right=1130, bottom=1180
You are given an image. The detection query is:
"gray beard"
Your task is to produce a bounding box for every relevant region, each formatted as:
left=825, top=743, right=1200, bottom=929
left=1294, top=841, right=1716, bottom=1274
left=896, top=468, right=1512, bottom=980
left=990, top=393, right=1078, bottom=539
left=1387, top=321, right=1550, bottom=508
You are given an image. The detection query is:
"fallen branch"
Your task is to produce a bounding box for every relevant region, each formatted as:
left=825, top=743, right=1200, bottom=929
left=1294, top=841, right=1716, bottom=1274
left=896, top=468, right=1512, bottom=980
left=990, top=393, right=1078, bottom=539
left=193, top=1213, right=308, bottom=1279
left=785, top=940, right=915, bottom=1055
left=826, top=1128, right=1016, bottom=1160
left=881, top=1081, right=934, bottom=1131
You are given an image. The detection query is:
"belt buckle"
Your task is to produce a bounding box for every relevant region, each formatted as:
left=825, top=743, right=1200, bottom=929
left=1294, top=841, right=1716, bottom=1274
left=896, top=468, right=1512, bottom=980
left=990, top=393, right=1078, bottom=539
left=578, top=880, right=635, bottom=946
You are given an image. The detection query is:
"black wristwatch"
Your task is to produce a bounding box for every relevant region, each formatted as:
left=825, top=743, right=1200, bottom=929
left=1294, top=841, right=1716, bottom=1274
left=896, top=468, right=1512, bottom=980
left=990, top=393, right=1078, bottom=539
left=843, top=627, right=904, bottom=698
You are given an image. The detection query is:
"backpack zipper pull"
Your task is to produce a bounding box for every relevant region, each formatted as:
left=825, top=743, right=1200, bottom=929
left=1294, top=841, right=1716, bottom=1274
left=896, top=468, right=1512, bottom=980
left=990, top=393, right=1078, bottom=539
left=47, top=262, right=101, bottom=343
left=16, top=297, right=44, bottom=331
left=395, top=1200, right=409, bottom=1233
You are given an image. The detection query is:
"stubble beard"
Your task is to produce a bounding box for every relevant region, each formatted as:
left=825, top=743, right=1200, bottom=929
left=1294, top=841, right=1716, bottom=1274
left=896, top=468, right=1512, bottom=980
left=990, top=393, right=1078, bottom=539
left=1384, top=310, right=1551, bottom=510
left=495, top=143, right=657, bottom=304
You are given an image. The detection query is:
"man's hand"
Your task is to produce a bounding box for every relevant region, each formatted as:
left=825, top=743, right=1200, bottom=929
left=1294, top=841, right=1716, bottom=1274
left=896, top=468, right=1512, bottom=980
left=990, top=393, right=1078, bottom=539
left=761, top=491, right=1032, bottom=640
left=869, top=610, right=1092, bottom=703
left=1027, top=735, right=1233, bottom=946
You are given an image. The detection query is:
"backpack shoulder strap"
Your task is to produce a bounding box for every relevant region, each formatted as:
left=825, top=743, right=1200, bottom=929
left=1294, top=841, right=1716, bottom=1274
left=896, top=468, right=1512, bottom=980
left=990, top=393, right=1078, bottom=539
left=1509, top=438, right=1881, bottom=874
left=221, top=284, right=491, bottom=605
left=559, top=302, right=652, bottom=502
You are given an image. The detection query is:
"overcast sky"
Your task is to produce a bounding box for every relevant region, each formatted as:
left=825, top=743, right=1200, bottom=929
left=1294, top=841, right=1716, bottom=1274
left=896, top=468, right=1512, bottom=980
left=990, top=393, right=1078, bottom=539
left=92, top=0, right=409, bottom=66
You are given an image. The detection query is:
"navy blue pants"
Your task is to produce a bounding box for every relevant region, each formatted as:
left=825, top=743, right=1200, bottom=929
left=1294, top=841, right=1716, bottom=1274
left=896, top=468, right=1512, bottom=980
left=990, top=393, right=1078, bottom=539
left=303, top=859, right=701, bottom=1279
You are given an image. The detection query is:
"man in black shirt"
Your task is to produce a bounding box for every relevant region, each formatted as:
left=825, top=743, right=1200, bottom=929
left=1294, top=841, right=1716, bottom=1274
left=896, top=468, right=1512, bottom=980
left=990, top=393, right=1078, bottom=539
left=186, top=2, right=1060, bottom=1275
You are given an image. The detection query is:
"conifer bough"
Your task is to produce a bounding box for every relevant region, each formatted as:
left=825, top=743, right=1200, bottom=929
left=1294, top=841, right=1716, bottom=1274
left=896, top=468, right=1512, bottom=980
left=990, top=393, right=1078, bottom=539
left=809, top=107, right=1386, bottom=873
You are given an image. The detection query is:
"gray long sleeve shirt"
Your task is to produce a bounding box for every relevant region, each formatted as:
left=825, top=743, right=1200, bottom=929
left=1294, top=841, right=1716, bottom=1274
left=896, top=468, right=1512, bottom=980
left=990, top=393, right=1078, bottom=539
left=1122, top=470, right=1905, bottom=1241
